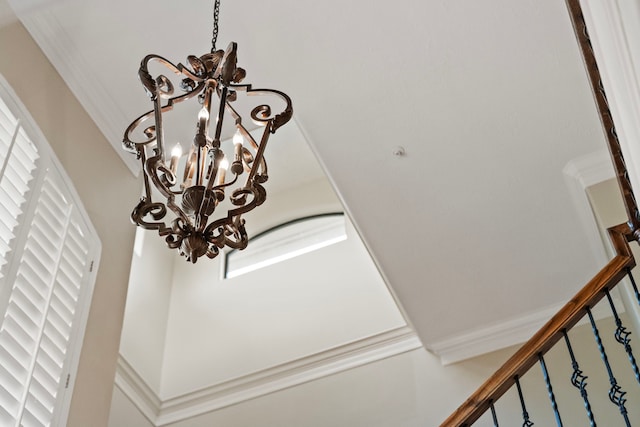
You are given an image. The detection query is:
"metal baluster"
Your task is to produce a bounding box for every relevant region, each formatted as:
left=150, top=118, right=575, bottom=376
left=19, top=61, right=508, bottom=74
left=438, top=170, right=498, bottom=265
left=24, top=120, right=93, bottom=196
left=587, top=307, right=631, bottom=427
left=539, top=354, right=563, bottom=426
left=490, top=401, right=499, bottom=427
left=605, top=289, right=640, bottom=384
left=628, top=269, right=640, bottom=306
left=563, top=330, right=596, bottom=426
left=515, top=376, right=534, bottom=427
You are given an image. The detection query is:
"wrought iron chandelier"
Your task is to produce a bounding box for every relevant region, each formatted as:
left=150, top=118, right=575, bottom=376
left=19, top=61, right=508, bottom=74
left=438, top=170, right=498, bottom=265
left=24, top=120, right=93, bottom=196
left=123, top=0, right=292, bottom=263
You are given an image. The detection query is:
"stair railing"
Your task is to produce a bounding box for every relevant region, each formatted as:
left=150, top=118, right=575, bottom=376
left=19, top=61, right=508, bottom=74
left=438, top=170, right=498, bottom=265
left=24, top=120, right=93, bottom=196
left=440, top=223, right=637, bottom=426
left=440, top=0, right=640, bottom=425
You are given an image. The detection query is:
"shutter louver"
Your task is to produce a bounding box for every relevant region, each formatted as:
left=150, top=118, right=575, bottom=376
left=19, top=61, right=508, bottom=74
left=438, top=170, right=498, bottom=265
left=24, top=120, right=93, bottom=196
left=0, top=122, right=38, bottom=280
left=0, top=79, right=100, bottom=427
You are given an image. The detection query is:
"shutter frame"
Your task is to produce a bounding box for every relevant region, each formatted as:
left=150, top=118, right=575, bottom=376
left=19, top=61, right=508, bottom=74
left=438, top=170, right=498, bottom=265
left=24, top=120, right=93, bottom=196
left=0, top=74, right=101, bottom=427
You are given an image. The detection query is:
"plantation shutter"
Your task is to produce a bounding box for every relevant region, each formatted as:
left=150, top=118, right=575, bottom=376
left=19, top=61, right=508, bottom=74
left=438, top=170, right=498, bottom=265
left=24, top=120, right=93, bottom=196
left=0, top=76, right=100, bottom=427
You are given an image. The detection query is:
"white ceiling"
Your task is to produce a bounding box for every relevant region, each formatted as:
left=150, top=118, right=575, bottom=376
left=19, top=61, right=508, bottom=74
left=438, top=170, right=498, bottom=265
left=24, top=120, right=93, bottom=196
left=5, top=0, right=608, bottom=358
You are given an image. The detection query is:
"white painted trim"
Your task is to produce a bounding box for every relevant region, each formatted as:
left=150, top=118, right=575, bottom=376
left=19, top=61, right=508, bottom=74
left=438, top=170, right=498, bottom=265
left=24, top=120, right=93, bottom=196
left=580, top=0, right=640, bottom=212
left=429, top=294, right=624, bottom=366
left=562, top=149, right=615, bottom=265
left=8, top=5, right=140, bottom=176
left=578, top=0, right=640, bottom=363
left=114, top=358, right=161, bottom=425
left=563, top=149, right=615, bottom=189
left=115, top=326, right=422, bottom=426
left=428, top=304, right=562, bottom=366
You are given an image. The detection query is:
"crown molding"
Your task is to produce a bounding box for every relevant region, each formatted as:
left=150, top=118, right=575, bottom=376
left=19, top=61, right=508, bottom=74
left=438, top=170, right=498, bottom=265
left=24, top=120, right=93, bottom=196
left=115, top=326, right=422, bottom=426
left=562, top=149, right=615, bottom=189
left=428, top=304, right=562, bottom=366
left=429, top=292, right=625, bottom=366
left=9, top=6, right=140, bottom=176
left=563, top=149, right=615, bottom=266
left=114, top=357, right=162, bottom=425
left=580, top=0, right=640, bottom=202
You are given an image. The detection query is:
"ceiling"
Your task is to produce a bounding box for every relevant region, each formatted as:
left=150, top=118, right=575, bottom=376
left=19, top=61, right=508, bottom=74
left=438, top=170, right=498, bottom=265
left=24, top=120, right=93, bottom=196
left=3, top=0, right=609, bottom=357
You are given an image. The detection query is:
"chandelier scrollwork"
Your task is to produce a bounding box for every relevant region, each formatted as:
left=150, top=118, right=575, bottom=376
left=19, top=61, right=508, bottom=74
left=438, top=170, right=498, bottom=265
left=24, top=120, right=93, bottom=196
left=123, top=37, right=292, bottom=263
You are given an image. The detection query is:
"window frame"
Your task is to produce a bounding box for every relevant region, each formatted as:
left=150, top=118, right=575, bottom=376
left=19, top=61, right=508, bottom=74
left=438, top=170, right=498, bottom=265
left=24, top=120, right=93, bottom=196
left=223, top=212, right=346, bottom=279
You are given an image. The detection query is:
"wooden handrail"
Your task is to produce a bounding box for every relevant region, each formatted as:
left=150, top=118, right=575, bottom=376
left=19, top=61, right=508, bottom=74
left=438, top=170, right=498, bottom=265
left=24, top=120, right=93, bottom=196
left=439, top=223, right=636, bottom=427
left=565, top=0, right=640, bottom=237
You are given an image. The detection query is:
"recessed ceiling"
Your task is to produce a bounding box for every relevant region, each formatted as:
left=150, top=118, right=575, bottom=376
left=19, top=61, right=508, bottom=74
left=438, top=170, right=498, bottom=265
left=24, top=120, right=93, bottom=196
left=6, top=0, right=609, bottom=361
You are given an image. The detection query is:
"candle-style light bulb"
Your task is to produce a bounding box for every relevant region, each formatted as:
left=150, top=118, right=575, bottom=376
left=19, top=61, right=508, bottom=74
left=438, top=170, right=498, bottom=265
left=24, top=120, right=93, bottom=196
left=233, top=129, right=243, bottom=161
left=233, top=129, right=243, bottom=145
left=169, top=143, right=182, bottom=174
left=217, top=158, right=229, bottom=185
left=198, top=107, right=210, bottom=121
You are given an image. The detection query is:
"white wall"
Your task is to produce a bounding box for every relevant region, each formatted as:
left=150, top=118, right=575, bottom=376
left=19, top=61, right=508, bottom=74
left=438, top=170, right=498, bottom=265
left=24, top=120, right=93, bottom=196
left=112, top=311, right=640, bottom=427
left=109, top=345, right=520, bottom=427
left=161, top=218, right=406, bottom=396
left=159, top=178, right=405, bottom=397
left=120, top=228, right=175, bottom=392
left=110, top=163, right=640, bottom=427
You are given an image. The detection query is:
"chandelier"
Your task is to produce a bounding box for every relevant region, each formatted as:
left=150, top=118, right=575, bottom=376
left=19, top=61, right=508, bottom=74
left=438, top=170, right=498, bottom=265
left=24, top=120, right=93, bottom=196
left=123, top=0, right=292, bottom=263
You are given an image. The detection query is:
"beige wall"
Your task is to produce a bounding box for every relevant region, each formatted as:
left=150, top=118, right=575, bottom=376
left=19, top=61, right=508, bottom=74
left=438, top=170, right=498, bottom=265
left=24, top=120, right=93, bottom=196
left=0, top=19, right=139, bottom=427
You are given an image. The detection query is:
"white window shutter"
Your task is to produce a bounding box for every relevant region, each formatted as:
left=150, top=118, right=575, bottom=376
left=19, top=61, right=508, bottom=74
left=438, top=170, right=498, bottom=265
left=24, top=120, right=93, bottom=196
left=0, top=75, right=100, bottom=427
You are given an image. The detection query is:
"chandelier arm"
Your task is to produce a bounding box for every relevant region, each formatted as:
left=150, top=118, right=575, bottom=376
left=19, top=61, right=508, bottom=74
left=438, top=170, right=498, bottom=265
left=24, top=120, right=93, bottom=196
left=212, top=86, right=228, bottom=146
left=123, top=109, right=156, bottom=152
left=229, top=84, right=293, bottom=132
left=217, top=171, right=239, bottom=190
left=141, top=54, right=208, bottom=87
left=223, top=99, right=258, bottom=149
left=204, top=216, right=249, bottom=250
left=123, top=81, right=203, bottom=149
left=152, top=92, right=167, bottom=159
left=130, top=199, right=173, bottom=236
left=237, top=128, right=267, bottom=180
left=139, top=148, right=153, bottom=202
left=223, top=101, right=261, bottom=164
left=145, top=154, right=189, bottom=225
left=202, top=87, right=228, bottom=190
left=243, top=127, right=270, bottom=186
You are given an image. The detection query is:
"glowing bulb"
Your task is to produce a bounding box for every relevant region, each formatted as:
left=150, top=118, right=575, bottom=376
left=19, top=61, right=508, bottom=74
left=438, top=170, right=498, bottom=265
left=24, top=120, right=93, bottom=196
left=233, top=130, right=243, bottom=161
left=217, top=158, right=229, bottom=185
left=169, top=143, right=182, bottom=174
left=171, top=143, right=183, bottom=158
left=233, top=129, right=243, bottom=145
left=198, top=107, right=209, bottom=121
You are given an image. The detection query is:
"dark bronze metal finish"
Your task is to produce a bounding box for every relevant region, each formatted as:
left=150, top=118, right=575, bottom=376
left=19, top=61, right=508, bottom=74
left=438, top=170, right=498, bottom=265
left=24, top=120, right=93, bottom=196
left=123, top=41, right=292, bottom=262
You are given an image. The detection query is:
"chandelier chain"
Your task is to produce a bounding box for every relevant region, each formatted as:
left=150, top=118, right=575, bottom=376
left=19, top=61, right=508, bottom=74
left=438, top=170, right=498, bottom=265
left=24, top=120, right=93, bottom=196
left=211, top=0, right=221, bottom=53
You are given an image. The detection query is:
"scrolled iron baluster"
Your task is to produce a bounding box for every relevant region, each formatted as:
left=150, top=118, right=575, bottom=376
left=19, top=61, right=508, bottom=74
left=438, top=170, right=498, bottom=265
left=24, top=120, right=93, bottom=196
left=587, top=308, right=631, bottom=427
left=628, top=269, right=640, bottom=306
left=489, top=401, right=499, bottom=427
left=515, top=376, right=534, bottom=427
left=563, top=330, right=596, bottom=426
left=605, top=289, right=640, bottom=384
left=538, top=354, right=563, bottom=426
